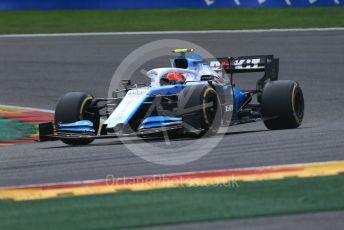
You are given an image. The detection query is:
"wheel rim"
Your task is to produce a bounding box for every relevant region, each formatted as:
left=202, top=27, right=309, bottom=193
left=293, top=87, right=304, bottom=122
left=204, top=91, right=218, bottom=126
left=81, top=98, right=100, bottom=134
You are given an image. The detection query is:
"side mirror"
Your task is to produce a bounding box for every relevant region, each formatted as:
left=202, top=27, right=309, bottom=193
left=121, top=79, right=131, bottom=88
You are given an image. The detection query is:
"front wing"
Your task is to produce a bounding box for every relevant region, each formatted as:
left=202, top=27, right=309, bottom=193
left=38, top=121, right=185, bottom=142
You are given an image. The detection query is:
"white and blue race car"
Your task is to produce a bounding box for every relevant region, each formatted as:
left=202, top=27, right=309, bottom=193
left=39, top=49, right=304, bottom=145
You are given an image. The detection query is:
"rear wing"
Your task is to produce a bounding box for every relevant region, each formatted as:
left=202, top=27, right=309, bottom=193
left=210, top=55, right=279, bottom=92
left=213, top=55, right=278, bottom=74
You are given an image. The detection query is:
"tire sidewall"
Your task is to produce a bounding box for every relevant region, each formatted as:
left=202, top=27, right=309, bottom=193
left=261, top=80, right=304, bottom=129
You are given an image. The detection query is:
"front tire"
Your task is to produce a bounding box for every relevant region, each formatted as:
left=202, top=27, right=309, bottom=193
left=55, top=92, right=100, bottom=145
left=178, top=85, right=222, bottom=137
left=261, top=80, right=304, bottom=130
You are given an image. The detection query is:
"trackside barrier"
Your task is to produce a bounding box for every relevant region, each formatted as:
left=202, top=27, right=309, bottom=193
left=0, top=0, right=343, bottom=10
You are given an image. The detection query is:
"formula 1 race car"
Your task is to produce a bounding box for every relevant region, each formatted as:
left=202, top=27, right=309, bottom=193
left=39, top=48, right=304, bottom=145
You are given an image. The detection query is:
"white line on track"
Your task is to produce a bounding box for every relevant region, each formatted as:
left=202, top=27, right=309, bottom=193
left=0, top=159, right=341, bottom=190
left=0, top=104, right=54, bottom=113
left=0, top=27, right=343, bottom=38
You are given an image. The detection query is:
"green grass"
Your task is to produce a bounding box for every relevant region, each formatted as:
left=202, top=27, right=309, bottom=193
left=0, top=7, right=343, bottom=34
left=1, top=175, right=344, bottom=229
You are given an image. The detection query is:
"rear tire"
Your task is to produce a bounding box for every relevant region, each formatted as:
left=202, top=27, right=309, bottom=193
left=178, top=85, right=222, bottom=137
left=261, top=80, right=304, bottom=130
left=55, top=92, right=100, bottom=145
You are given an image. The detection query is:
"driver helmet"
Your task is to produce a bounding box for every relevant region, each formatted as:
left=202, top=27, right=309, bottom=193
left=161, top=72, right=186, bottom=85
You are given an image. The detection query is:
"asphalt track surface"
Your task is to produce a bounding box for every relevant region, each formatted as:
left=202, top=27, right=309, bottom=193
left=0, top=30, right=344, bottom=228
